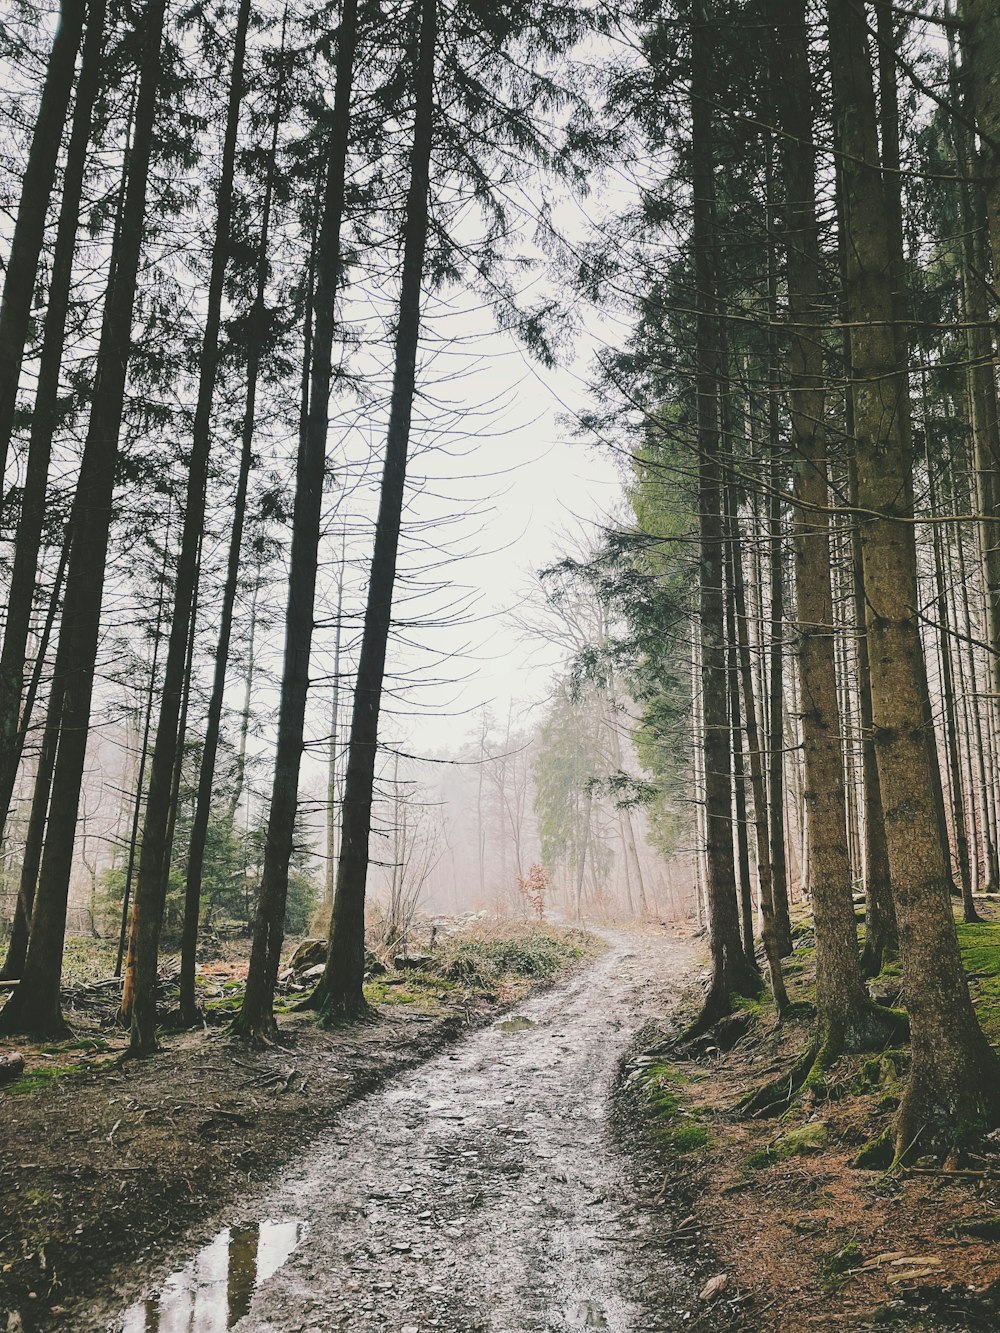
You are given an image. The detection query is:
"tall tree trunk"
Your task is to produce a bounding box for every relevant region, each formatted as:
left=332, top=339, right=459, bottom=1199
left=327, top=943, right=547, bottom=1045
left=948, top=4, right=1000, bottom=821
left=828, top=0, right=1000, bottom=1157
left=0, top=0, right=105, bottom=835
left=726, top=482, right=788, bottom=1010
left=927, top=446, right=976, bottom=919
left=116, top=521, right=170, bottom=986
left=0, top=0, right=168, bottom=1040
left=683, top=0, right=761, bottom=1036
left=324, top=529, right=347, bottom=921
left=127, top=0, right=253, bottom=1055
left=233, top=0, right=362, bottom=1040
left=777, top=0, right=895, bottom=1064
left=724, top=505, right=755, bottom=961
left=873, top=0, right=953, bottom=873
left=848, top=450, right=897, bottom=975
left=307, top=0, right=439, bottom=1021
left=178, top=34, right=288, bottom=1028
left=229, top=570, right=261, bottom=825
left=767, top=468, right=793, bottom=946
left=954, top=485, right=996, bottom=889
left=0, top=0, right=86, bottom=488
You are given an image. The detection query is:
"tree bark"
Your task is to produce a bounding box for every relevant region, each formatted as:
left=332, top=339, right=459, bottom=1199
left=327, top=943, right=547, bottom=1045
left=683, top=0, right=761, bottom=1036
left=776, top=0, right=894, bottom=1061
left=828, top=0, right=1000, bottom=1157
left=0, top=663, right=66, bottom=982
left=233, top=0, right=363, bottom=1040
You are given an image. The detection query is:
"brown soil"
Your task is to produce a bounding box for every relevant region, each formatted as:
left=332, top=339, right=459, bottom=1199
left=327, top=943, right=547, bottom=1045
left=642, top=911, right=1000, bottom=1332
left=0, top=924, right=598, bottom=1330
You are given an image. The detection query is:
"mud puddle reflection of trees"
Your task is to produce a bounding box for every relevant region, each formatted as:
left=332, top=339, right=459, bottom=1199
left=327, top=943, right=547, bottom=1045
left=79, top=929, right=738, bottom=1333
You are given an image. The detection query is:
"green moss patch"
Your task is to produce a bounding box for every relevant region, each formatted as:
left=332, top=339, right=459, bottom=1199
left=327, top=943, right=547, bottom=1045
left=4, top=1060, right=97, bottom=1097
left=637, top=1060, right=711, bottom=1155
left=747, top=1120, right=828, bottom=1169
left=821, top=1240, right=862, bottom=1291
left=956, top=920, right=1000, bottom=1044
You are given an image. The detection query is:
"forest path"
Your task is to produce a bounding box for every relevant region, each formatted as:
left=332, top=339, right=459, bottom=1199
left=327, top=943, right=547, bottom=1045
left=229, top=926, right=703, bottom=1333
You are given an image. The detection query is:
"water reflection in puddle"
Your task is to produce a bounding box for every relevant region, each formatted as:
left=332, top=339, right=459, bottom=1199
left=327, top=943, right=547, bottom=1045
left=499, top=1016, right=536, bottom=1032
left=114, top=1217, right=307, bottom=1332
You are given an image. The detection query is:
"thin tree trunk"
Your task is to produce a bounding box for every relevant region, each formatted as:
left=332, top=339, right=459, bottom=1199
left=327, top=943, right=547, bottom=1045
left=847, top=459, right=898, bottom=974
left=954, top=485, right=997, bottom=889
left=309, top=0, right=440, bottom=1020
left=0, top=0, right=168, bottom=1039
left=768, top=470, right=793, bottom=944
left=177, top=34, right=289, bottom=1027
left=726, top=481, right=788, bottom=1010
left=948, top=7, right=1000, bottom=810
left=229, top=571, right=261, bottom=825
left=1, top=676, right=64, bottom=982
left=127, top=0, right=253, bottom=1055
left=724, top=503, right=755, bottom=962
left=116, top=523, right=170, bottom=983
left=234, top=0, right=363, bottom=1039
left=324, top=529, right=347, bottom=920
left=684, top=0, right=760, bottom=1036
left=928, top=447, right=976, bottom=919
left=0, top=0, right=86, bottom=489
left=828, top=0, right=1000, bottom=1157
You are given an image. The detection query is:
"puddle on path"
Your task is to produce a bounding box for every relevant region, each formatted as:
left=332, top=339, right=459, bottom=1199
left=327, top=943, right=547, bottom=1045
left=499, top=1016, right=537, bottom=1032
left=113, top=1217, right=307, bottom=1333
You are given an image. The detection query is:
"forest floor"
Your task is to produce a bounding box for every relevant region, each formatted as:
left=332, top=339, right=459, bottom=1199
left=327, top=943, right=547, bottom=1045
left=634, top=898, right=1000, bottom=1332
left=0, top=917, right=606, bottom=1331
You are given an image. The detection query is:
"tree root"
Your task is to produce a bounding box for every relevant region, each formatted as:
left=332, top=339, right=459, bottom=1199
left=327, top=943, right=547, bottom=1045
left=317, top=993, right=376, bottom=1027
left=228, top=1011, right=281, bottom=1047
left=739, top=1035, right=822, bottom=1117
left=739, top=1004, right=908, bottom=1119
left=679, top=957, right=762, bottom=1046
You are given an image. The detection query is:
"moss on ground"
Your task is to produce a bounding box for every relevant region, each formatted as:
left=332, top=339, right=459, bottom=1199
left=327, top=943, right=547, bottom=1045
left=637, top=1060, right=711, bottom=1155
left=4, top=1060, right=102, bottom=1097
left=746, top=1120, right=828, bottom=1170
left=956, top=919, right=1000, bottom=1045
left=820, top=1239, right=861, bottom=1292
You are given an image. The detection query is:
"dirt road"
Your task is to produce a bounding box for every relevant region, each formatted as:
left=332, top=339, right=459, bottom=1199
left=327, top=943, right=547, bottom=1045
left=97, top=929, right=735, bottom=1333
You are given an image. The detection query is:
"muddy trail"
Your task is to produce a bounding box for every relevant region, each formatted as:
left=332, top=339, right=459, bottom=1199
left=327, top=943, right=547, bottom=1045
left=61, top=930, right=743, bottom=1333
